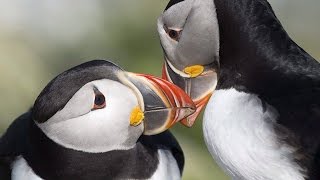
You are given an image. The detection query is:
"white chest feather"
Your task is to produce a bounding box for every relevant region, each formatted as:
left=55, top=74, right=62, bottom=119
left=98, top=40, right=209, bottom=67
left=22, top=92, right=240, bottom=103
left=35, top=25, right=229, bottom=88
left=149, top=150, right=180, bottom=180
left=203, top=88, right=306, bottom=180
left=12, top=156, right=43, bottom=180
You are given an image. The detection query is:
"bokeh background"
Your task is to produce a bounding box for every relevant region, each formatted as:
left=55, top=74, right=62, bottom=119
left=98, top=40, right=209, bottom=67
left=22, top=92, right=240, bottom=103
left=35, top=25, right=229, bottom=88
left=0, top=0, right=319, bottom=179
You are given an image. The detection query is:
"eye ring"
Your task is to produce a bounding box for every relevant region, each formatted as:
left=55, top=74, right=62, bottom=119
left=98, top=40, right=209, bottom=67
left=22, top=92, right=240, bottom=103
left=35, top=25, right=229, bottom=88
left=93, top=93, right=106, bottom=110
left=163, top=24, right=182, bottom=41
left=169, top=30, right=179, bottom=39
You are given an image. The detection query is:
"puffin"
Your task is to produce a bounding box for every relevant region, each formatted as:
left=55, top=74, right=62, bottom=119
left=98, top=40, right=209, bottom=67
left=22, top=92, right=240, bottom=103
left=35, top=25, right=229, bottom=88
left=157, top=0, right=320, bottom=179
left=0, top=60, right=195, bottom=180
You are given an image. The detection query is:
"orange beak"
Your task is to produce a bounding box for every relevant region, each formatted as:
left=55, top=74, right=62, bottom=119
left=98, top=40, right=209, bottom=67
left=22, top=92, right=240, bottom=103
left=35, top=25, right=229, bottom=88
left=126, top=73, right=196, bottom=135
left=162, top=62, right=217, bottom=127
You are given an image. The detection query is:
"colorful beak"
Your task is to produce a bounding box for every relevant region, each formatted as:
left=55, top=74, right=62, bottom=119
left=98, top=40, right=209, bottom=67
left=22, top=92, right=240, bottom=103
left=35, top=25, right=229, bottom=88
left=125, top=73, right=196, bottom=135
left=162, top=60, right=218, bottom=127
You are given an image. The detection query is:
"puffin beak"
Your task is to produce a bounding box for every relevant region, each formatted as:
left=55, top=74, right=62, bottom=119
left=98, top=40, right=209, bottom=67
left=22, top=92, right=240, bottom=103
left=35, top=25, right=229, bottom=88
left=162, top=59, right=218, bottom=127
left=124, top=73, right=196, bottom=135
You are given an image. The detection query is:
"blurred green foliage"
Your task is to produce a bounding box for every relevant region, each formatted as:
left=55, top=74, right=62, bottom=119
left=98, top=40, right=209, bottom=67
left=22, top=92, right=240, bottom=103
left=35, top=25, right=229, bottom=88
left=0, top=1, right=319, bottom=179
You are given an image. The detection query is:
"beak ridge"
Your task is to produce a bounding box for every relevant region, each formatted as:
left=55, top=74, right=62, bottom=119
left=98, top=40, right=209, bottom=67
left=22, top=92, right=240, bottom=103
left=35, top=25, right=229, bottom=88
left=126, top=73, right=196, bottom=135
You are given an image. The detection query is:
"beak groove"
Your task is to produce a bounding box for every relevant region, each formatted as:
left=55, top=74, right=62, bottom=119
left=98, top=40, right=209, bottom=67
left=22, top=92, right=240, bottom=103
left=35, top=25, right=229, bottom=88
left=126, top=73, right=196, bottom=135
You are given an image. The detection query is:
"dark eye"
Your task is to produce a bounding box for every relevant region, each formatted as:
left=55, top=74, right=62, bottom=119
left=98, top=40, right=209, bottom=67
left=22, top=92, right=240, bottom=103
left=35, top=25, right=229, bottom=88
left=93, top=93, right=106, bottom=110
left=168, top=29, right=181, bottom=41
left=169, top=30, right=179, bottom=39
left=164, top=24, right=181, bottom=41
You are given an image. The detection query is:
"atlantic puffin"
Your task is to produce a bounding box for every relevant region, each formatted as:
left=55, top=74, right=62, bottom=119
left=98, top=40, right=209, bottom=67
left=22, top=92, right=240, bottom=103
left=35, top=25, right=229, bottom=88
left=0, top=60, right=195, bottom=180
left=157, top=0, right=320, bottom=179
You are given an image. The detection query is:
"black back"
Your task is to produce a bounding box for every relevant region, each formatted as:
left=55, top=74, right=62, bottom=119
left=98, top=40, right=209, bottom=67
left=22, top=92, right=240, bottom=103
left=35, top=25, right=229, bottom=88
left=0, top=158, right=11, bottom=180
left=213, top=0, right=320, bottom=178
left=0, top=111, right=184, bottom=180
left=0, top=111, right=31, bottom=180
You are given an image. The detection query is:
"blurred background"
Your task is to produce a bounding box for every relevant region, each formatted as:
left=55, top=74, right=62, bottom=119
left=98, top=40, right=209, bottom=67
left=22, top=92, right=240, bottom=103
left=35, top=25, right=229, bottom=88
left=0, top=0, right=319, bottom=179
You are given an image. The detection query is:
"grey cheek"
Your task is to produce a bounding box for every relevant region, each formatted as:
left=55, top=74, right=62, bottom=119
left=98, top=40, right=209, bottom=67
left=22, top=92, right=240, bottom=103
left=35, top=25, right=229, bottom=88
left=123, top=124, right=144, bottom=147
left=172, top=0, right=220, bottom=69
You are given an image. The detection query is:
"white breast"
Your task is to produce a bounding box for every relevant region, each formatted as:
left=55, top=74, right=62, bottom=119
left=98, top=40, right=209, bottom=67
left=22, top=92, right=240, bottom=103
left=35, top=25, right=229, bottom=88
left=203, top=88, right=306, bottom=180
left=12, top=156, right=43, bottom=180
left=149, top=149, right=181, bottom=180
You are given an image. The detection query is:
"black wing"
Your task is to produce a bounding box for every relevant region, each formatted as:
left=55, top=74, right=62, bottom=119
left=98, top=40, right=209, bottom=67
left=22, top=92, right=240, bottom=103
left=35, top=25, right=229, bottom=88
left=0, top=111, right=32, bottom=180
left=270, top=81, right=320, bottom=179
left=139, top=131, right=185, bottom=175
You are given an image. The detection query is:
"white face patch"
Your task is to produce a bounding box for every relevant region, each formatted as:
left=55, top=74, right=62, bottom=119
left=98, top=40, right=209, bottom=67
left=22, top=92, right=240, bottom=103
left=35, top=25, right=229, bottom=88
left=37, top=79, right=143, bottom=153
left=158, top=0, right=220, bottom=73
left=203, top=88, right=306, bottom=180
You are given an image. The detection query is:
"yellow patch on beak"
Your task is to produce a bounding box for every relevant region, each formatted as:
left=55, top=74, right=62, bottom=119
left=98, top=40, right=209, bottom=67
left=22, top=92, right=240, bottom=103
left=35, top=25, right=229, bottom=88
left=183, top=65, right=204, bottom=78
left=130, top=106, right=145, bottom=126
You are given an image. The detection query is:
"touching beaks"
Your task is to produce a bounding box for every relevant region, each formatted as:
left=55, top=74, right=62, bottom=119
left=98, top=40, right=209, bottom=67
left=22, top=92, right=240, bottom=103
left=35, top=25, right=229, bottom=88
left=162, top=59, right=218, bottom=127
left=122, top=72, right=196, bottom=135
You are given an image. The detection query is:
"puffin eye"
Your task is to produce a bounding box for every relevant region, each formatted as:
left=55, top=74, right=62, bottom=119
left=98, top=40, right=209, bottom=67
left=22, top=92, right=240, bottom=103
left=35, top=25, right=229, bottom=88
left=93, top=93, right=106, bottom=110
left=164, top=24, right=181, bottom=41
left=169, top=30, right=179, bottom=40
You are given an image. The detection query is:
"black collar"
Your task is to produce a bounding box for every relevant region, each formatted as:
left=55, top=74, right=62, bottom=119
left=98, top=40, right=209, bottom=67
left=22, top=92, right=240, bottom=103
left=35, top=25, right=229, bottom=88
left=24, top=120, right=159, bottom=180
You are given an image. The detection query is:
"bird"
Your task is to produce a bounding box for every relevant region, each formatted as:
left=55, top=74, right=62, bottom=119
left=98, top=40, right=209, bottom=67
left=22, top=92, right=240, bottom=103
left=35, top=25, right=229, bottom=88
left=0, top=60, right=196, bottom=180
left=157, top=0, right=320, bottom=179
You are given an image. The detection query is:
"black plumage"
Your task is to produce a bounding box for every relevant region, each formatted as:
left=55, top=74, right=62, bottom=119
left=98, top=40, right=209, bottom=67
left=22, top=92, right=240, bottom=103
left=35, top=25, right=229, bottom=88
left=0, top=110, right=184, bottom=180
left=213, top=0, right=320, bottom=178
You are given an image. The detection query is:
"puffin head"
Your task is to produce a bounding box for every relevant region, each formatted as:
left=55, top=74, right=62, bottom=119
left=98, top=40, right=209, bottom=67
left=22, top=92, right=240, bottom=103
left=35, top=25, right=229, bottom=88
left=32, top=60, right=195, bottom=153
left=157, top=0, right=220, bottom=127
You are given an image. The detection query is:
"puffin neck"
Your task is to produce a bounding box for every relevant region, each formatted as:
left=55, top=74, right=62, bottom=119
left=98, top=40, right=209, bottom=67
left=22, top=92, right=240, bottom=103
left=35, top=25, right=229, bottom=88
left=214, top=0, right=319, bottom=96
left=23, top=120, right=159, bottom=180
